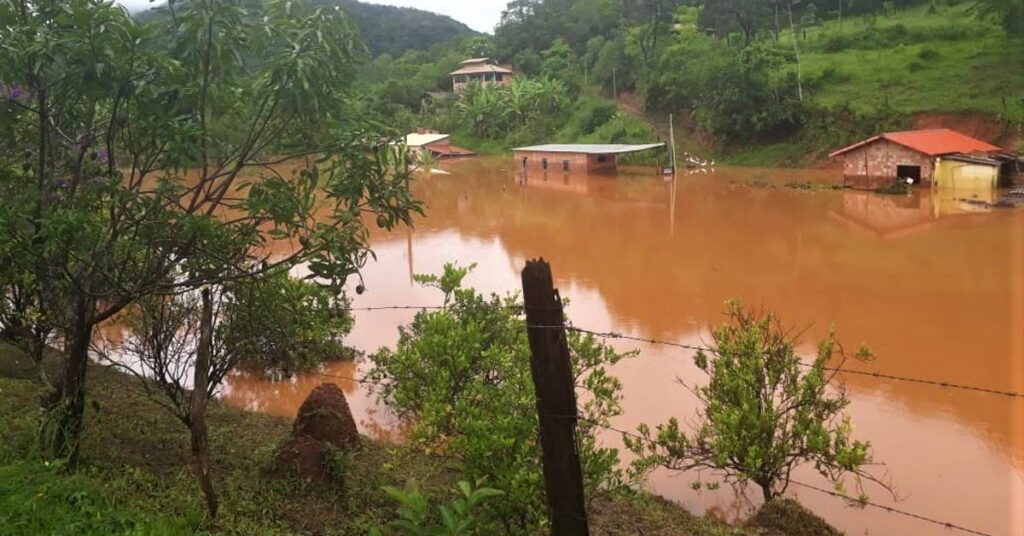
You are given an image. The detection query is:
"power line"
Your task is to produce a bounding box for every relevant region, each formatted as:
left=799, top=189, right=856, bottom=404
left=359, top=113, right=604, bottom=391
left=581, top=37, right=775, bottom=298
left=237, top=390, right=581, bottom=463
left=788, top=480, right=994, bottom=536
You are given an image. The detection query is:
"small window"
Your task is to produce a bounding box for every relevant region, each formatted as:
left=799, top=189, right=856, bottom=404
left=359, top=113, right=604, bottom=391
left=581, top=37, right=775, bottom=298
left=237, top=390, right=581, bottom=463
left=597, top=155, right=608, bottom=163
left=562, top=160, right=569, bottom=171
left=496, top=74, right=503, bottom=82
left=542, top=158, right=548, bottom=170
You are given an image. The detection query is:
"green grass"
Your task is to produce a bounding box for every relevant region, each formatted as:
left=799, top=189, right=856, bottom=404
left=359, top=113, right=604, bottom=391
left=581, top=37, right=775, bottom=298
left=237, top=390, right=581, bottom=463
left=1, top=344, right=824, bottom=535
left=796, top=3, right=1024, bottom=119
left=451, top=94, right=662, bottom=157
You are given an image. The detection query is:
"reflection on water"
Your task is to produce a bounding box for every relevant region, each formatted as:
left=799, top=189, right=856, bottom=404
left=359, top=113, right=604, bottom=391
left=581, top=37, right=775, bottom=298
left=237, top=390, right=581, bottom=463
left=222, top=157, right=1024, bottom=536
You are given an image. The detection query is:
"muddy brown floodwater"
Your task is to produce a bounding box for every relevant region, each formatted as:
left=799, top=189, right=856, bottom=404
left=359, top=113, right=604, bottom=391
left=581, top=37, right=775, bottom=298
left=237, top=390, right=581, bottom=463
left=220, top=156, right=1024, bottom=536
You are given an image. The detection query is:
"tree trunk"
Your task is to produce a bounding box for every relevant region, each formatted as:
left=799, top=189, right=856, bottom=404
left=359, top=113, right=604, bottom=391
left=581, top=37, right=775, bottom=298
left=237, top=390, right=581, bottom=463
left=190, top=288, right=219, bottom=518
left=44, top=294, right=93, bottom=465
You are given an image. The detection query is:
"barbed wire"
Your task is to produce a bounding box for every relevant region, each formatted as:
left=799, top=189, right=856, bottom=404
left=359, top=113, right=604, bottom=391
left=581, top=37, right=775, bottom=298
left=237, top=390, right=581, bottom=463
left=788, top=480, right=994, bottom=536
left=348, top=305, right=446, bottom=311
left=343, top=306, right=1024, bottom=399
left=523, top=323, right=1024, bottom=400
left=798, top=361, right=1024, bottom=399
left=311, top=370, right=387, bottom=386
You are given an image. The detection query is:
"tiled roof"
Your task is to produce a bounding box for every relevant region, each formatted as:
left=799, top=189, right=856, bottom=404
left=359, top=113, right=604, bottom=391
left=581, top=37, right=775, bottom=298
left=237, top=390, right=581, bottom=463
left=829, top=129, right=1002, bottom=158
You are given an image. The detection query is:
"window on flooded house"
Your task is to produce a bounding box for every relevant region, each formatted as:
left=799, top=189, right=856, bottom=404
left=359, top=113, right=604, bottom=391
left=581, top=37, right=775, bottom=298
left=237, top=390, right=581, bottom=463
left=562, top=160, right=569, bottom=171
left=542, top=158, right=548, bottom=170
left=597, top=155, right=607, bottom=163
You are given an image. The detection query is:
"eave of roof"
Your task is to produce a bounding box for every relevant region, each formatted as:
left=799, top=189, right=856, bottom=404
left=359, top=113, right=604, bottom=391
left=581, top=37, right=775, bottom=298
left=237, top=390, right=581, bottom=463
left=449, top=64, right=515, bottom=76
left=513, top=143, right=666, bottom=155
left=404, top=133, right=450, bottom=147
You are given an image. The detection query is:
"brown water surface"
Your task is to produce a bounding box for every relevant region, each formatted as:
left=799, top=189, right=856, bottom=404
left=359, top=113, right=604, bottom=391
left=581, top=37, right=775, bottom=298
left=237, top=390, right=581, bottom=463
left=220, top=157, right=1024, bottom=536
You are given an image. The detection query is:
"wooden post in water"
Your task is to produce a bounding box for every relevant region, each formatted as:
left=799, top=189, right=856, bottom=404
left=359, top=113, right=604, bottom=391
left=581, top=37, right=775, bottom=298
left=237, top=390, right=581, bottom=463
left=521, top=259, right=590, bottom=536
left=669, top=112, right=677, bottom=177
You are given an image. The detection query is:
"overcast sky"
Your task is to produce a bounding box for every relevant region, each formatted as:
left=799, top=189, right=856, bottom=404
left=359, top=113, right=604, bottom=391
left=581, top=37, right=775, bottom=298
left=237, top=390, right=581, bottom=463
left=116, top=0, right=507, bottom=33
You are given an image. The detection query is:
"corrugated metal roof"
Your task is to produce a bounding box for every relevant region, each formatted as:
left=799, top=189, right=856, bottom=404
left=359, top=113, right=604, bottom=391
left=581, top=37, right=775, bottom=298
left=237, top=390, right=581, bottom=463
left=940, top=154, right=1002, bottom=166
left=829, top=129, right=1002, bottom=158
left=513, top=143, right=665, bottom=155
left=405, top=133, right=450, bottom=147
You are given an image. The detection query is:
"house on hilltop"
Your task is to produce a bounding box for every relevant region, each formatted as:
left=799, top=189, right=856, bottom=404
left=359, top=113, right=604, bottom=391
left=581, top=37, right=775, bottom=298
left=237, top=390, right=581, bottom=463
left=828, top=128, right=1018, bottom=189
left=449, top=58, right=515, bottom=92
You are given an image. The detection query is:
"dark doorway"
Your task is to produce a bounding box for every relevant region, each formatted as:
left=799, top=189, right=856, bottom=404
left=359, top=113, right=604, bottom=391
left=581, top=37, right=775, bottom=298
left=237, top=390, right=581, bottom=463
left=896, top=165, right=922, bottom=184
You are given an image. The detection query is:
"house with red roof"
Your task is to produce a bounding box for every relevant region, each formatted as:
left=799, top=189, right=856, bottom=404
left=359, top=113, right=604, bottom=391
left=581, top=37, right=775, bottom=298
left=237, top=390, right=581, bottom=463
left=828, top=128, right=1013, bottom=188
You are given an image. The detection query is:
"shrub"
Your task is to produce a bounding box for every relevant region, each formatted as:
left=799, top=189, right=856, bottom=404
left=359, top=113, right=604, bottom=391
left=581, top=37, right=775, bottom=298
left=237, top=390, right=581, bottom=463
left=368, top=263, right=633, bottom=533
left=626, top=303, right=888, bottom=503
left=369, top=479, right=503, bottom=536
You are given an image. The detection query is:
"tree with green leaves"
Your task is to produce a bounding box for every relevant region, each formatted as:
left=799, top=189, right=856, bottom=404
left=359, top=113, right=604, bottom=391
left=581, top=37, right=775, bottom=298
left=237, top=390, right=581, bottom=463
left=0, top=0, right=420, bottom=464
left=625, top=303, right=891, bottom=503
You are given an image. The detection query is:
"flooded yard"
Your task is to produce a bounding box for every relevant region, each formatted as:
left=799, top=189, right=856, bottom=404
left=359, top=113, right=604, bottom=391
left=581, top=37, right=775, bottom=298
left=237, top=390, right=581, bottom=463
left=221, top=157, right=1024, bottom=536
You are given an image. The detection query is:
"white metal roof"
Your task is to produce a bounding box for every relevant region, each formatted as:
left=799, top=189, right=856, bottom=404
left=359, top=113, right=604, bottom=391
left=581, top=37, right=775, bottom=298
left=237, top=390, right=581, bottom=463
left=405, top=133, right=450, bottom=147
left=513, top=143, right=665, bottom=155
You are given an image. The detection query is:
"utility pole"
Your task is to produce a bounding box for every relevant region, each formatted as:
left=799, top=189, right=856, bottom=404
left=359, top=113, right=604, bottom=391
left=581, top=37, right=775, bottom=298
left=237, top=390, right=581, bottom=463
left=612, top=67, right=618, bottom=100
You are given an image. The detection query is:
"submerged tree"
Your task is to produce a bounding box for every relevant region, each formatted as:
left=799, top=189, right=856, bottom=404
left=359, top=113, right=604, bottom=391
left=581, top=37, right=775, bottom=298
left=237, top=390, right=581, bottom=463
left=0, top=0, right=420, bottom=464
left=626, top=303, right=889, bottom=503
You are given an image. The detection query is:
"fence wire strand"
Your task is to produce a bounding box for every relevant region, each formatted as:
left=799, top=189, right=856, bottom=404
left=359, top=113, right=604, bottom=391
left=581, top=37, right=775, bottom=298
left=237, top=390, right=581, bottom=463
left=787, top=480, right=994, bottom=536
left=522, top=323, right=1024, bottom=399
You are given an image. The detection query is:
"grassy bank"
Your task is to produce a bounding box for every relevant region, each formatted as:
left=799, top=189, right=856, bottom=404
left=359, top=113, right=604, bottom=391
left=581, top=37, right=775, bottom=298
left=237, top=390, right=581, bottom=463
left=798, top=3, right=1023, bottom=120
left=0, top=344, right=836, bottom=535
left=450, top=94, right=666, bottom=164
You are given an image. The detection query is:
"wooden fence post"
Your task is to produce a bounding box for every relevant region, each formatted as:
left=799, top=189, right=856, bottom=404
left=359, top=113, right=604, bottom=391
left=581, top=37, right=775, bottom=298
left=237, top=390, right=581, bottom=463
left=521, top=259, right=590, bottom=536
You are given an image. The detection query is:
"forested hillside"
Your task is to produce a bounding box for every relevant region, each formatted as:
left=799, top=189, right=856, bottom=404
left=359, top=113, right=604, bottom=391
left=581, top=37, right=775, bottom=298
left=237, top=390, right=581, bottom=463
left=364, top=0, right=1024, bottom=164
left=137, top=0, right=477, bottom=57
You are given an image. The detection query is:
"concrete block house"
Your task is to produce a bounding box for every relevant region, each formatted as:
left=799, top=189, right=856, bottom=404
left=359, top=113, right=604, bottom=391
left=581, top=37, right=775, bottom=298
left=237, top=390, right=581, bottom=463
left=513, top=144, right=665, bottom=174
left=828, top=129, right=1010, bottom=188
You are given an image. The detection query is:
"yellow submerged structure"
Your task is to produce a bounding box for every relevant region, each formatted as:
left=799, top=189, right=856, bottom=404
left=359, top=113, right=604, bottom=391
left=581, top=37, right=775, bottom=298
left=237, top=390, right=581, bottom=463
left=933, top=155, right=1002, bottom=189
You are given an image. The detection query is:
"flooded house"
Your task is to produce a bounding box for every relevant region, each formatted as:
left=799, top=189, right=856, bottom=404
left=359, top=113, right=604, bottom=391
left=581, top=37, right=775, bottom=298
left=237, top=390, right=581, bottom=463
left=449, top=58, right=516, bottom=92
left=828, top=128, right=1015, bottom=188
left=403, top=131, right=475, bottom=160
left=513, top=143, right=665, bottom=174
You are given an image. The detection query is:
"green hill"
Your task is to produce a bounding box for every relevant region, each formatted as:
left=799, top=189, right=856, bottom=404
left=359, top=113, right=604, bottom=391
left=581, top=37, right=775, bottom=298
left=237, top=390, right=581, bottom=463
left=798, top=3, right=1023, bottom=121
left=136, top=0, right=477, bottom=58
